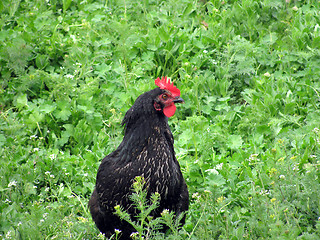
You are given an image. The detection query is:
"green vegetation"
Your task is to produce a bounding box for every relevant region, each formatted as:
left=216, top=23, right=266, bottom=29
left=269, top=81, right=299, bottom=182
left=1, top=0, right=320, bottom=239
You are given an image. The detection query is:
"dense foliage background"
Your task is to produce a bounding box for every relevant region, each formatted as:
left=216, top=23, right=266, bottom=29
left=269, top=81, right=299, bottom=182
left=1, top=0, right=320, bottom=239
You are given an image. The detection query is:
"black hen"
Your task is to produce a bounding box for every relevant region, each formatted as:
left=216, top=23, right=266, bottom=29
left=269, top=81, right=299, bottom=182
left=89, top=77, right=189, bottom=239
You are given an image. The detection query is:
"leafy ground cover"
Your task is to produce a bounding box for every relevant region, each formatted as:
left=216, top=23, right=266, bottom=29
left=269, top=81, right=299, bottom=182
left=1, top=0, right=320, bottom=239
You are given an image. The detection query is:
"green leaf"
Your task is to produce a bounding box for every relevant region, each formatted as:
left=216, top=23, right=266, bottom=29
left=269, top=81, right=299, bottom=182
left=15, top=94, right=28, bottom=109
left=183, top=3, right=195, bottom=17
left=54, top=101, right=71, bottom=121
left=39, top=103, right=56, bottom=114
left=206, top=173, right=226, bottom=188
left=227, top=135, right=243, bottom=150
left=25, top=182, right=36, bottom=196
left=63, top=0, right=72, bottom=12
left=28, top=111, right=44, bottom=124
left=0, top=134, right=6, bottom=147
left=159, top=26, right=170, bottom=42
left=260, top=32, right=278, bottom=46
left=35, top=54, right=49, bottom=69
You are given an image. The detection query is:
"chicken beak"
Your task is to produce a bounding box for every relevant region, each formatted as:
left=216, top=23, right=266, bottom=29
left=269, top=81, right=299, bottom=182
left=173, top=96, right=185, bottom=104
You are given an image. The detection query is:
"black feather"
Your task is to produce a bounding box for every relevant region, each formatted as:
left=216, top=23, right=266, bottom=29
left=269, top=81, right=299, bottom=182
left=89, top=87, right=189, bottom=239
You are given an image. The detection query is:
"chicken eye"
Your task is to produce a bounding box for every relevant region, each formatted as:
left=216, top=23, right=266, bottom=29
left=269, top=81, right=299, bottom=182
left=162, top=94, right=168, bottom=100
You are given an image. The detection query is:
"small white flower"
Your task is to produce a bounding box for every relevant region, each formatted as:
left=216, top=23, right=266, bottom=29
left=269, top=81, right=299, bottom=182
left=161, top=209, right=169, bottom=215
left=45, top=171, right=51, bottom=175
left=17, top=221, right=22, bottom=226
left=211, top=59, right=217, bottom=65
left=49, top=154, right=56, bottom=160
left=114, top=229, right=122, bottom=234
left=50, top=174, right=55, bottom=178
left=45, top=187, right=50, bottom=192
left=203, top=50, right=208, bottom=54
left=130, top=232, right=139, bottom=238
left=292, top=164, right=299, bottom=171
left=70, top=35, right=77, bottom=42
left=249, top=154, right=259, bottom=160
left=248, top=154, right=260, bottom=164
left=192, top=192, right=200, bottom=199
left=5, top=230, right=13, bottom=238
left=259, top=190, right=270, bottom=196
left=8, top=180, right=17, bottom=187
left=279, top=175, right=285, bottom=180
left=43, top=213, right=48, bottom=219
left=215, top=163, right=223, bottom=170
left=205, top=168, right=219, bottom=175
left=65, top=74, right=74, bottom=79
left=264, top=72, right=271, bottom=77
left=33, top=148, right=39, bottom=152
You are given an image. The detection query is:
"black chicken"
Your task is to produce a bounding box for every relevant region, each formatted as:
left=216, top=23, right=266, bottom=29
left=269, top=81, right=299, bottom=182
left=89, top=77, right=189, bottom=239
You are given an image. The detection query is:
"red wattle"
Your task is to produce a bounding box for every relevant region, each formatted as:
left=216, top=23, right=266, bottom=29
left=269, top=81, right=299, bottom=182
left=163, top=104, right=176, bottom=117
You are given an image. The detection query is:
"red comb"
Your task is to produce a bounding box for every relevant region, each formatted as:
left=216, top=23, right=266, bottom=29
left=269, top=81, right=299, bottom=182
left=154, top=76, right=180, bottom=97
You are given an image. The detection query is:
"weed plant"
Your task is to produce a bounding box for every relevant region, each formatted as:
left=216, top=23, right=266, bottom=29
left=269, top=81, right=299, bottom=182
left=114, top=176, right=187, bottom=240
left=1, top=0, right=320, bottom=239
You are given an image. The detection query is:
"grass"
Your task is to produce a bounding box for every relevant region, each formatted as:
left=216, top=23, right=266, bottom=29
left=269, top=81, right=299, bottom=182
left=1, top=0, right=320, bottom=239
